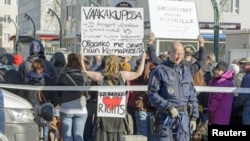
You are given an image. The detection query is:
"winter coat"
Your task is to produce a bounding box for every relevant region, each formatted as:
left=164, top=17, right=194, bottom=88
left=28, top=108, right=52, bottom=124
left=235, top=72, right=250, bottom=107
left=25, top=70, right=50, bottom=107
left=208, top=70, right=234, bottom=125
left=56, top=67, right=89, bottom=105
left=18, top=54, right=57, bottom=105
left=147, top=60, right=201, bottom=121
left=133, top=63, right=156, bottom=112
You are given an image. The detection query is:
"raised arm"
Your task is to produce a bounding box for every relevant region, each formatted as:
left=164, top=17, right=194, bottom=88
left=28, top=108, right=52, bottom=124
left=121, top=51, right=147, bottom=81
left=85, top=71, right=103, bottom=82
left=189, top=35, right=206, bottom=75
left=147, top=32, right=162, bottom=65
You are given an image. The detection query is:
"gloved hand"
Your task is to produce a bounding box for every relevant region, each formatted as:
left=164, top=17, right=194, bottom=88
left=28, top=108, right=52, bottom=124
left=190, top=120, right=196, bottom=131
left=169, top=107, right=179, bottom=118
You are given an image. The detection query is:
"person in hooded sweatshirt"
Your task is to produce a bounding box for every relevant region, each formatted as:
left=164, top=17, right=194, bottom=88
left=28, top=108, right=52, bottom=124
left=0, top=52, right=25, bottom=98
left=49, top=51, right=66, bottom=141
left=18, top=39, right=57, bottom=141
left=0, top=53, right=15, bottom=74
left=50, top=52, right=66, bottom=76
left=18, top=39, right=57, bottom=105
left=208, top=61, right=234, bottom=125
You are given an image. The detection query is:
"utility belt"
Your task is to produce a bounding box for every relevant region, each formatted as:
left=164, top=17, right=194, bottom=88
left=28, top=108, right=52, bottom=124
left=175, top=105, right=188, bottom=112
left=159, top=105, right=189, bottom=114
left=150, top=105, right=192, bottom=135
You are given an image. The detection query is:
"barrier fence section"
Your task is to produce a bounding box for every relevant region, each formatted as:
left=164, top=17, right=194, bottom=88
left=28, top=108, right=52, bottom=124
left=2, top=84, right=250, bottom=139
left=0, top=84, right=249, bottom=93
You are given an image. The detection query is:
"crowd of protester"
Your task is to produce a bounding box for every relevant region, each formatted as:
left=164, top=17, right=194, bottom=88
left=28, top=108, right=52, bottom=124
left=0, top=33, right=249, bottom=141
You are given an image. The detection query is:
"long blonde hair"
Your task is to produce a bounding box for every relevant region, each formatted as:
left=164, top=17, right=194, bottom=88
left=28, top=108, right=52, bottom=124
left=193, top=69, right=206, bottom=86
left=103, top=55, right=120, bottom=76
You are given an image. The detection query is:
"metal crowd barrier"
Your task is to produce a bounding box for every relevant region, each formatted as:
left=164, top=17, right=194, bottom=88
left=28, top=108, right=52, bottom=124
left=0, top=84, right=249, bottom=93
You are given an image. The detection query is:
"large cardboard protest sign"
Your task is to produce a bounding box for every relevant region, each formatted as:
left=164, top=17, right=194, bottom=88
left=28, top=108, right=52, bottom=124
left=81, top=7, right=144, bottom=56
left=97, top=90, right=126, bottom=118
left=148, top=0, right=199, bottom=39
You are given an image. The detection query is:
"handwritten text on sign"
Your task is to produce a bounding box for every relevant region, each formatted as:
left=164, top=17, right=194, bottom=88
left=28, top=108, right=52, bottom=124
left=81, top=7, right=144, bottom=56
left=148, top=0, right=199, bottom=39
left=97, top=91, right=126, bottom=118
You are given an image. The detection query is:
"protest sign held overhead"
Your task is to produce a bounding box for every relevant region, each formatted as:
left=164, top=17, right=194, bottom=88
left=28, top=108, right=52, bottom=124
left=148, top=0, right=200, bottom=39
left=97, top=90, right=126, bottom=118
left=81, top=7, right=144, bottom=56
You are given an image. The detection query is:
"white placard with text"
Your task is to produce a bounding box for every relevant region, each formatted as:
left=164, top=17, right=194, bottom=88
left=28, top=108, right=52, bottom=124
left=148, top=0, right=200, bottom=39
left=81, top=7, right=144, bottom=56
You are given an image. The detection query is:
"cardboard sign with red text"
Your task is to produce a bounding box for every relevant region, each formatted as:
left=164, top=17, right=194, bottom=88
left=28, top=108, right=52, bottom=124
left=97, top=90, right=126, bottom=118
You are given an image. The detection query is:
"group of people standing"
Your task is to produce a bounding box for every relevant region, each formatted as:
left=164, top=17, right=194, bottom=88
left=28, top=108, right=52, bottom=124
left=0, top=32, right=250, bottom=141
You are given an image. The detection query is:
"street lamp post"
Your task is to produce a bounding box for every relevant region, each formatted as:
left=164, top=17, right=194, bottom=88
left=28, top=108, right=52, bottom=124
left=47, top=8, right=62, bottom=48
left=24, top=13, right=36, bottom=39
left=91, top=0, right=101, bottom=7
left=7, top=17, right=18, bottom=54
left=211, top=0, right=220, bottom=62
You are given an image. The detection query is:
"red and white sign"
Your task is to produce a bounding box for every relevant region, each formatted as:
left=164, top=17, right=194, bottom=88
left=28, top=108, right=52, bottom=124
left=97, top=90, right=126, bottom=118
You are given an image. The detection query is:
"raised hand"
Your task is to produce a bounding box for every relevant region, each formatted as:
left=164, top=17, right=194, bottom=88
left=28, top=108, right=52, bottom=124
left=197, top=35, right=205, bottom=47
left=148, top=32, right=155, bottom=45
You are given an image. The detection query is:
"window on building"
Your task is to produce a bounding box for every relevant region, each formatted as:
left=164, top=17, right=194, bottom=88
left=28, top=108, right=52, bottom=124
left=4, top=34, right=10, bottom=43
left=3, top=15, right=10, bottom=23
left=66, top=6, right=72, bottom=20
left=5, top=0, right=11, bottom=5
left=220, top=0, right=239, bottom=14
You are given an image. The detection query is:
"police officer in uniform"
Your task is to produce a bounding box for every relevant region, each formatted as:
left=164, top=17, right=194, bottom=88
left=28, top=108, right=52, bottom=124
left=147, top=34, right=206, bottom=141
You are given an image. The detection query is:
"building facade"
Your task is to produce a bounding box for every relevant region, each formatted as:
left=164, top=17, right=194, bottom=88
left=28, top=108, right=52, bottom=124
left=0, top=0, right=18, bottom=53
left=14, top=0, right=250, bottom=61
left=61, top=0, right=89, bottom=53
left=18, top=0, right=61, bottom=58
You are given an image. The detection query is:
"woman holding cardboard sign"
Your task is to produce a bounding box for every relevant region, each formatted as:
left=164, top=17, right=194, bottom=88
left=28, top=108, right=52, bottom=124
left=80, top=51, right=146, bottom=83
left=80, top=50, right=146, bottom=141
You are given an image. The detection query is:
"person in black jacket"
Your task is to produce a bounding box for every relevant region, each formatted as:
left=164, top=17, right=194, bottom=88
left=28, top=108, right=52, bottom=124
left=56, top=53, right=89, bottom=141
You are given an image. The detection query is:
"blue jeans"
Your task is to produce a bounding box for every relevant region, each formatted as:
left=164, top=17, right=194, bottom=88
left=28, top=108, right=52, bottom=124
left=135, top=111, right=157, bottom=141
left=60, top=112, right=87, bottom=141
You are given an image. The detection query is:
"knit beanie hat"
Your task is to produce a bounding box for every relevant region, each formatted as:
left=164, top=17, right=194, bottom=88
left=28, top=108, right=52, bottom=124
left=119, top=62, right=131, bottom=71
left=215, top=61, right=228, bottom=72
left=13, top=54, right=23, bottom=65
